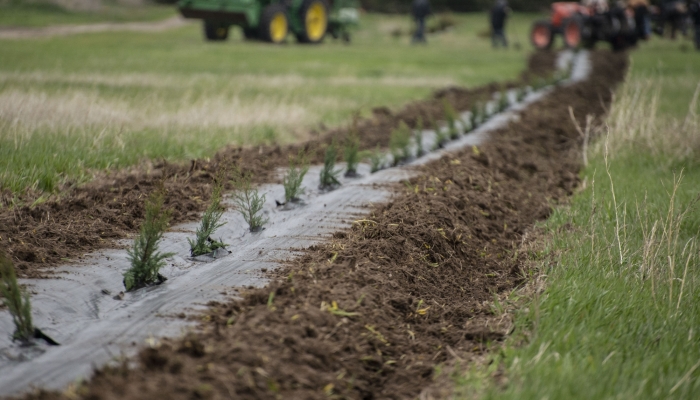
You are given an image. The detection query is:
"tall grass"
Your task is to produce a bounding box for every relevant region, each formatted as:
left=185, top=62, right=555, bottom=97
left=470, top=78, right=700, bottom=399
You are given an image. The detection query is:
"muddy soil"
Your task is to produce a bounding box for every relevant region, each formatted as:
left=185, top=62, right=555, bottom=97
left=0, top=52, right=557, bottom=279
left=18, top=51, right=628, bottom=400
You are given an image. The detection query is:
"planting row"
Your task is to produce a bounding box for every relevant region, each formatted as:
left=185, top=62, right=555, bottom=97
left=0, top=70, right=570, bottom=348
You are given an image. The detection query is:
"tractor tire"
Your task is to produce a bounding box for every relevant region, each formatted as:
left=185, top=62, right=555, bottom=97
left=530, top=20, right=554, bottom=50
left=203, top=21, right=229, bottom=41
left=259, top=4, right=289, bottom=44
left=562, top=18, right=583, bottom=48
left=296, top=0, right=329, bottom=44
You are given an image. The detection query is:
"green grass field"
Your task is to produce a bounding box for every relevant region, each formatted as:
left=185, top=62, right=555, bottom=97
left=453, top=38, right=700, bottom=399
left=0, top=11, right=538, bottom=196
left=0, top=1, right=175, bottom=27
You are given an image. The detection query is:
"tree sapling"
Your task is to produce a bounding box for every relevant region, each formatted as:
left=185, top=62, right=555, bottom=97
left=283, top=151, right=309, bottom=203
left=498, top=90, right=510, bottom=112
left=187, top=178, right=226, bottom=257
left=432, top=117, right=449, bottom=150
left=390, top=121, right=412, bottom=166
left=232, top=172, right=268, bottom=232
left=369, top=145, right=385, bottom=173
left=470, top=103, right=481, bottom=130
left=319, top=141, right=342, bottom=189
left=344, top=134, right=360, bottom=177
left=124, top=186, right=173, bottom=291
left=0, top=252, right=33, bottom=343
left=443, top=99, right=459, bottom=140
left=414, top=117, right=425, bottom=157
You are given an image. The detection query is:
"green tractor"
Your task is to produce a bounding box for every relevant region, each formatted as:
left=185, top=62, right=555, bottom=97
left=177, top=0, right=360, bottom=44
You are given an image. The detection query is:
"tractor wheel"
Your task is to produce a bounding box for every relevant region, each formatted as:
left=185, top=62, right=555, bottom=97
left=296, top=0, right=329, bottom=44
left=259, top=4, right=289, bottom=44
left=562, top=18, right=583, bottom=48
left=530, top=20, right=553, bottom=50
left=203, top=21, right=229, bottom=41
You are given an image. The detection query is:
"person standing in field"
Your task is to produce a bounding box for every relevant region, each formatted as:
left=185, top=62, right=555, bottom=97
left=412, top=0, right=431, bottom=44
left=490, top=0, right=511, bottom=48
left=691, top=0, right=700, bottom=50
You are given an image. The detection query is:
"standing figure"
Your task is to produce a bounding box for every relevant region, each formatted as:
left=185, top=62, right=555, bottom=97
left=691, top=0, right=700, bottom=49
left=490, top=0, right=511, bottom=48
left=412, top=0, right=431, bottom=44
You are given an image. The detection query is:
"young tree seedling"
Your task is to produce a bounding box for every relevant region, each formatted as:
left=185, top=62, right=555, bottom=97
left=432, top=117, right=448, bottom=150
left=470, top=103, right=481, bottom=130
left=124, top=186, right=173, bottom=291
left=415, top=117, right=425, bottom=157
left=443, top=99, right=459, bottom=140
left=0, top=252, right=33, bottom=343
left=187, top=177, right=226, bottom=257
left=390, top=121, right=412, bottom=166
left=283, top=150, right=309, bottom=203
left=232, top=172, right=268, bottom=232
left=319, top=141, right=342, bottom=189
left=369, top=145, right=385, bottom=173
left=498, top=90, right=510, bottom=112
left=344, top=134, right=360, bottom=177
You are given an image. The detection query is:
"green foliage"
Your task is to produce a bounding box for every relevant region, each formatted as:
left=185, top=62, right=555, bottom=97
left=283, top=151, right=309, bottom=203
left=344, top=134, right=361, bottom=177
left=319, top=142, right=343, bottom=189
left=432, top=117, right=449, bottom=150
left=187, top=179, right=226, bottom=257
left=0, top=252, right=33, bottom=343
left=415, top=117, right=425, bottom=157
left=516, top=86, right=528, bottom=102
left=498, top=90, right=510, bottom=112
left=443, top=99, right=459, bottom=140
left=368, top=145, right=385, bottom=173
left=389, top=121, right=412, bottom=166
left=124, top=187, right=173, bottom=291
left=470, top=102, right=482, bottom=130
left=232, top=172, right=268, bottom=232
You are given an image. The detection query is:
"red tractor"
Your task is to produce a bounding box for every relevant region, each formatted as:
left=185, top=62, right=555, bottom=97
left=531, top=1, right=639, bottom=51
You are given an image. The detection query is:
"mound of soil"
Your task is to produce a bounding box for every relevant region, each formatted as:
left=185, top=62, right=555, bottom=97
left=0, top=52, right=558, bottom=279
left=21, top=50, right=628, bottom=399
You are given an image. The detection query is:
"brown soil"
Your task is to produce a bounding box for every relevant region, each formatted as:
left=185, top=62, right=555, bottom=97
left=0, top=52, right=557, bottom=279
left=20, top=50, right=629, bottom=399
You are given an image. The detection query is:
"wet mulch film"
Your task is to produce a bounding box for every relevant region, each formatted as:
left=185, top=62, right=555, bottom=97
left=19, top=51, right=627, bottom=399
left=0, top=52, right=557, bottom=279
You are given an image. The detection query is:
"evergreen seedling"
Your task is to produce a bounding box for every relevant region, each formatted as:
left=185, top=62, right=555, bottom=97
left=369, top=145, right=384, bottom=173
left=470, top=103, right=481, bottom=129
left=283, top=151, right=309, bottom=203
left=389, top=121, right=412, bottom=166
left=232, top=172, right=268, bottom=232
left=124, top=187, right=173, bottom=291
left=0, top=252, right=33, bottom=343
left=188, top=179, right=226, bottom=257
left=432, top=117, right=448, bottom=150
left=319, top=141, right=342, bottom=189
left=415, top=117, right=425, bottom=156
left=443, top=99, right=459, bottom=140
left=498, top=90, right=510, bottom=112
left=343, top=134, right=360, bottom=177
left=516, top=86, right=527, bottom=102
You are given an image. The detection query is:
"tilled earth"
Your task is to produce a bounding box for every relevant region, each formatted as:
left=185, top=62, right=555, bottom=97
left=0, top=52, right=557, bottom=279
left=18, top=50, right=627, bottom=399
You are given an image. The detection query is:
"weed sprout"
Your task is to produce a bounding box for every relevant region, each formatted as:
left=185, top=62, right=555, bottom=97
left=415, top=117, right=425, bottom=157
left=283, top=151, right=309, bottom=203
left=344, top=134, right=360, bottom=177
left=390, top=121, right=412, bottom=166
left=443, top=99, right=459, bottom=140
left=0, top=252, right=33, bottom=343
left=232, top=172, right=268, bottom=232
left=124, top=186, right=173, bottom=291
left=188, top=178, right=226, bottom=257
left=319, top=141, right=343, bottom=189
